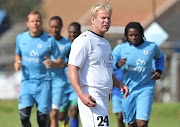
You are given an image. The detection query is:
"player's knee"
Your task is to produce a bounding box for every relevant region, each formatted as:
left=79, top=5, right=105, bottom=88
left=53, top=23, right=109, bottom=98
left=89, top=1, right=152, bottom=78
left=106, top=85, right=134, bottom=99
left=70, top=106, right=79, bottom=118
left=37, top=111, right=47, bottom=127
left=58, top=112, right=67, bottom=121
left=51, top=109, right=58, bottom=119
left=117, top=113, right=123, bottom=122
left=19, top=108, right=31, bottom=127
left=136, top=120, right=148, bottom=127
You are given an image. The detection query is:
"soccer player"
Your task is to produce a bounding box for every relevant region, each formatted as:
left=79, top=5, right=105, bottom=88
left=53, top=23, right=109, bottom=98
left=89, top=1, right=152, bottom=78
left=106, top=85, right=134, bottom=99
left=59, top=22, right=81, bottom=127
left=113, top=22, right=165, bottom=127
left=112, top=38, right=126, bottom=127
left=48, top=16, right=71, bottom=127
left=67, top=3, right=129, bottom=127
left=67, top=22, right=81, bottom=42
left=14, top=11, right=65, bottom=127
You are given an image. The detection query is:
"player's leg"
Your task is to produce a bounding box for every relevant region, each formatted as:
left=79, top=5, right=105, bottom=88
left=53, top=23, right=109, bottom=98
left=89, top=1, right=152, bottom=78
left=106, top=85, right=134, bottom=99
left=46, top=114, right=51, bottom=127
left=59, top=90, right=70, bottom=127
left=69, top=90, right=79, bottom=127
left=122, top=93, right=137, bottom=127
left=19, top=107, right=32, bottom=127
left=59, top=110, right=69, bottom=127
left=37, top=111, right=48, bottom=127
left=18, top=80, right=36, bottom=127
left=35, top=80, right=52, bottom=127
left=128, top=122, right=137, bottom=127
left=69, top=105, right=79, bottom=127
left=79, top=86, right=110, bottom=127
left=112, top=92, right=125, bottom=127
left=51, top=74, right=67, bottom=127
left=135, top=88, right=154, bottom=127
left=116, top=112, right=125, bottom=127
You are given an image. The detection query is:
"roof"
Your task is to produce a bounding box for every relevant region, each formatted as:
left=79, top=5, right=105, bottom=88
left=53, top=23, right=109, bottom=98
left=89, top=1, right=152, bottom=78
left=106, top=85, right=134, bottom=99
left=40, top=0, right=170, bottom=36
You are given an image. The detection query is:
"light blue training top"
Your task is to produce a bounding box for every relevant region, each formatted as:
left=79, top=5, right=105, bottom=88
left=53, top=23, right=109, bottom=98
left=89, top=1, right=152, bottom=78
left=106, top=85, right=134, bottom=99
left=16, top=31, right=62, bottom=81
left=113, top=41, right=164, bottom=94
left=51, top=37, right=71, bottom=74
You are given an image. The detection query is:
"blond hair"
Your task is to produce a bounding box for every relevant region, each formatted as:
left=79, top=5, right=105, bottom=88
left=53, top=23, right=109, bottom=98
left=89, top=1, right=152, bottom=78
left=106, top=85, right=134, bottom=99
left=27, top=11, right=42, bottom=21
left=90, top=3, right=112, bottom=18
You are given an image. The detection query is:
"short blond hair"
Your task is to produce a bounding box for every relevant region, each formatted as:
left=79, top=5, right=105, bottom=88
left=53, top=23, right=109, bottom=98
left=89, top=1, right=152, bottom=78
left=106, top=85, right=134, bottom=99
left=27, top=11, right=42, bottom=21
left=90, top=3, right=112, bottom=18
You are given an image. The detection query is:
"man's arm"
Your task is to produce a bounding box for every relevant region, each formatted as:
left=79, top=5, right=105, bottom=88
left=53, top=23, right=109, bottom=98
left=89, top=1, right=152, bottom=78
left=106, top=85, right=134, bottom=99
left=14, top=54, right=22, bottom=71
left=112, top=73, right=129, bottom=98
left=43, top=56, right=67, bottom=68
left=67, top=65, right=97, bottom=107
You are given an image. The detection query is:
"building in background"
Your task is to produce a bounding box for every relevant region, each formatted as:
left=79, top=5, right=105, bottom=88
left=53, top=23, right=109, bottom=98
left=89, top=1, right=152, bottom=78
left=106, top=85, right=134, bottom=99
left=0, top=0, right=180, bottom=102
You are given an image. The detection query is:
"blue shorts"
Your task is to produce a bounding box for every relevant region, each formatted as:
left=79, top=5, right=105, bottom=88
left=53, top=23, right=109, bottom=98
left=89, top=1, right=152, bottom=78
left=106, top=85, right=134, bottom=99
left=112, top=94, right=123, bottom=113
left=18, top=79, right=52, bottom=114
left=59, top=84, right=78, bottom=112
left=122, top=89, right=154, bottom=123
left=51, top=73, right=67, bottom=109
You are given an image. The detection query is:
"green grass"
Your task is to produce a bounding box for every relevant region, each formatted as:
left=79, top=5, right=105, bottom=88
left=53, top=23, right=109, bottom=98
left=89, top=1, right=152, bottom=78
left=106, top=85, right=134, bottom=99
left=0, top=100, right=180, bottom=127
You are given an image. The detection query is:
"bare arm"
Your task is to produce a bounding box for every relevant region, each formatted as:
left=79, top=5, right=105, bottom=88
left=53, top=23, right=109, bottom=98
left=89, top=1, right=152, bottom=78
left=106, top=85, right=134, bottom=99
left=112, top=73, right=129, bottom=98
left=67, top=65, right=97, bottom=107
left=117, top=57, right=127, bottom=68
left=14, top=54, right=22, bottom=71
left=43, top=56, right=67, bottom=68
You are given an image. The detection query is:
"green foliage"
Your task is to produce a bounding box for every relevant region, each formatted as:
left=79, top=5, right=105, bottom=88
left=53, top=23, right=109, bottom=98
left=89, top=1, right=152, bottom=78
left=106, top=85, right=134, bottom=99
left=0, top=0, right=41, bottom=23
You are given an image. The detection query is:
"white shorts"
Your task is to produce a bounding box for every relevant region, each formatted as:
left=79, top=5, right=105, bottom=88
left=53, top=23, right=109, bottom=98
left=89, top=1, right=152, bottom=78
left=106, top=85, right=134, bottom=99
left=78, top=86, right=110, bottom=127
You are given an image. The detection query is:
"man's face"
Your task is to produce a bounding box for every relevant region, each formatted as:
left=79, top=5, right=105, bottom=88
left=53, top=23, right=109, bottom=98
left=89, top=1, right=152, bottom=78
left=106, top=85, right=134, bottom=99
left=49, top=20, right=62, bottom=39
left=91, top=9, right=111, bottom=35
left=27, top=14, right=42, bottom=34
left=68, top=25, right=80, bottom=42
left=127, top=28, right=142, bottom=46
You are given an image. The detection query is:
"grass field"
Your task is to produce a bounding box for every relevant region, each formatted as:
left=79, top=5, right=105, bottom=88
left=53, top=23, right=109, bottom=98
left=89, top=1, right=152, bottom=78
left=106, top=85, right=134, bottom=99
left=0, top=100, right=180, bottom=127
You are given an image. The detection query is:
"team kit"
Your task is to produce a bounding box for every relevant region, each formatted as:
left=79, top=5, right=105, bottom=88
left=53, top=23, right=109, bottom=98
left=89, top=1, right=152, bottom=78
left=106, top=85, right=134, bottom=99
left=14, top=3, right=164, bottom=127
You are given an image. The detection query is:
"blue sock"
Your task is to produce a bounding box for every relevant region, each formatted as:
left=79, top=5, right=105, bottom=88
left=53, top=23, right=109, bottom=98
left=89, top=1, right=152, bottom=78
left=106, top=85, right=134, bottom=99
left=70, top=118, right=79, bottom=127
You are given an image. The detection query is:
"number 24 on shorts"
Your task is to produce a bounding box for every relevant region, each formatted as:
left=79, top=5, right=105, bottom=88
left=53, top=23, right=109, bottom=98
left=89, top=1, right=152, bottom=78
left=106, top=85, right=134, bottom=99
left=97, top=115, right=109, bottom=126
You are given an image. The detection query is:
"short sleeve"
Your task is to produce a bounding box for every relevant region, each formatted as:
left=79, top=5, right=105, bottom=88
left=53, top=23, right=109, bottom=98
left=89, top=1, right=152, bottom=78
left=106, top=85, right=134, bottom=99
left=15, top=34, right=21, bottom=55
left=68, top=36, right=89, bottom=68
left=112, top=44, right=121, bottom=70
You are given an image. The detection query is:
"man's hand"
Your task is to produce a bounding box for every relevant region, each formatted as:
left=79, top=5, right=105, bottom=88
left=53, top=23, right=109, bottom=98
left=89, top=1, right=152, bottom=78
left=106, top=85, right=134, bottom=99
left=118, top=57, right=127, bottom=68
left=14, top=60, right=21, bottom=71
left=151, top=70, right=161, bottom=80
left=79, top=93, right=97, bottom=107
left=119, top=81, right=129, bottom=99
left=43, top=56, right=53, bottom=68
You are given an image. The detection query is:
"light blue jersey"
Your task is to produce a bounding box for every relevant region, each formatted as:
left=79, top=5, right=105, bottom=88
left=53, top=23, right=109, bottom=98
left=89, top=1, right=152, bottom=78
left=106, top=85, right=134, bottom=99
left=16, top=31, right=62, bottom=81
left=113, top=41, right=164, bottom=123
left=50, top=37, right=71, bottom=108
left=113, top=41, right=164, bottom=94
left=59, top=38, right=78, bottom=111
left=16, top=31, right=62, bottom=113
left=51, top=37, right=71, bottom=75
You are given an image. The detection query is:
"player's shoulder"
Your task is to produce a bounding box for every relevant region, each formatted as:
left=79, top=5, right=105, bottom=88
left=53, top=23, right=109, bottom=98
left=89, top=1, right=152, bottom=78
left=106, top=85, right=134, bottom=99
left=144, top=40, right=157, bottom=48
left=73, top=31, right=89, bottom=43
left=77, top=31, right=96, bottom=39
left=61, top=37, right=71, bottom=44
left=42, top=32, right=52, bottom=39
left=116, top=41, right=129, bottom=48
left=17, top=31, right=29, bottom=38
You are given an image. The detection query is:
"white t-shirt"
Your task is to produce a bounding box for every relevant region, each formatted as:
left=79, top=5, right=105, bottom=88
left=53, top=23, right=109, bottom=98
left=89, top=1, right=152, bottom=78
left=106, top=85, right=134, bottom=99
left=68, top=31, right=113, bottom=91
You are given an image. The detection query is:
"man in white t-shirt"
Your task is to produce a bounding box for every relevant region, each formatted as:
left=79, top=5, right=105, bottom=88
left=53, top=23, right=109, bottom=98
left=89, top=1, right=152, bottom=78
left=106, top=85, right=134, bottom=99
left=67, top=3, right=129, bottom=127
